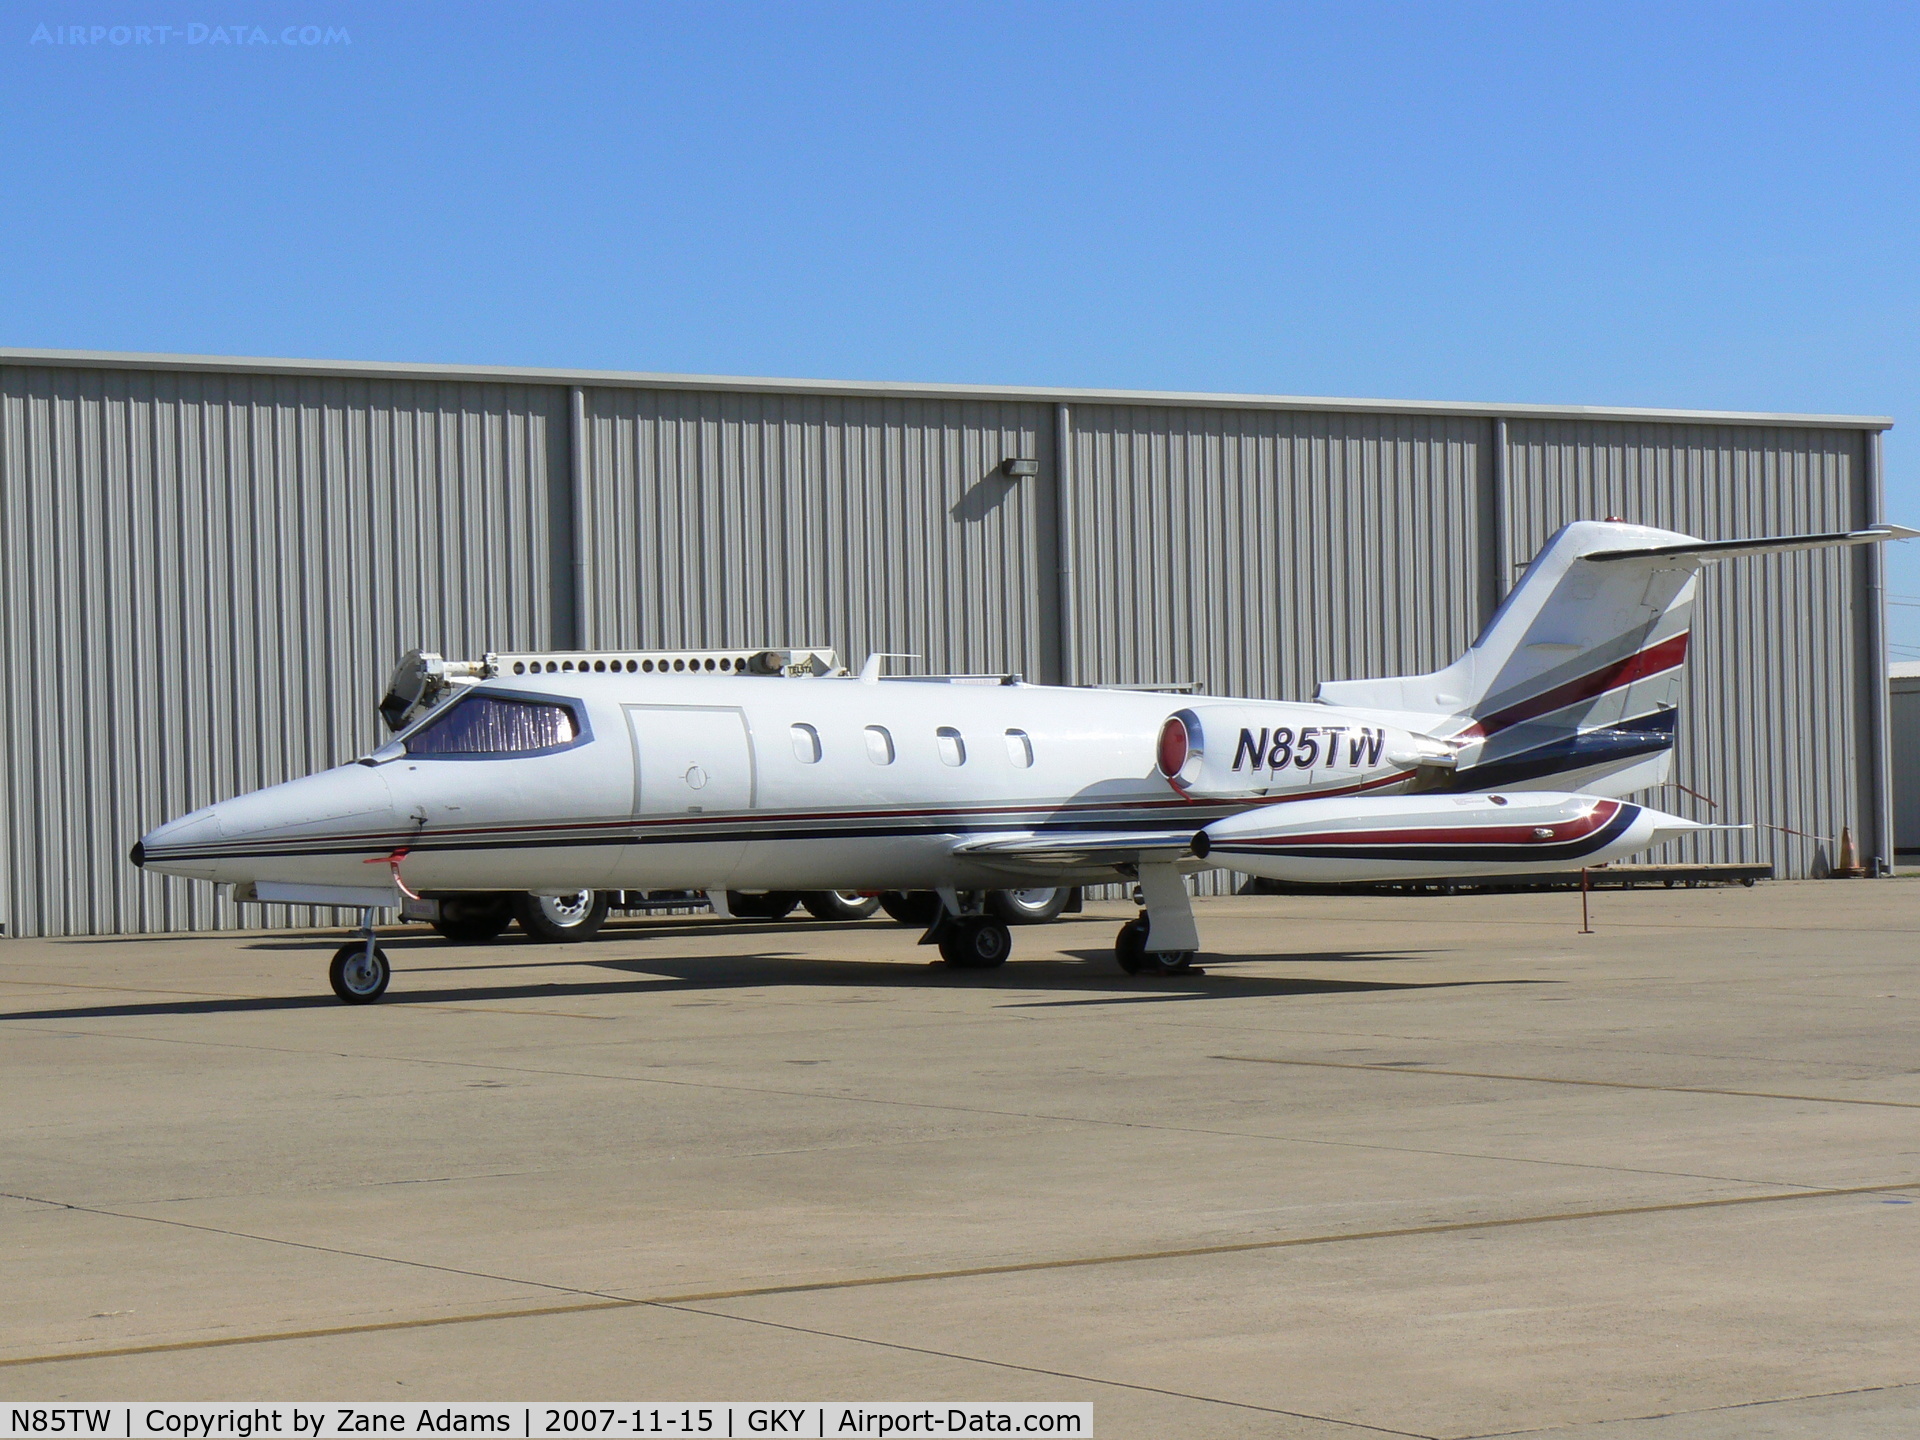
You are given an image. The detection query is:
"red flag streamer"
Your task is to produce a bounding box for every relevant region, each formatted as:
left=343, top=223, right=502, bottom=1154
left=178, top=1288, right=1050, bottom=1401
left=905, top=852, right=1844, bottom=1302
left=1666, top=783, right=1832, bottom=843
left=1758, top=822, right=1836, bottom=844
left=1663, top=780, right=1720, bottom=810
left=363, top=847, right=422, bottom=900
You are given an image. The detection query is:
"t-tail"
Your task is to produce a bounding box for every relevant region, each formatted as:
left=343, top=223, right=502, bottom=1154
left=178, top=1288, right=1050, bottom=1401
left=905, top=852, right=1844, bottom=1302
left=1316, top=519, right=1915, bottom=797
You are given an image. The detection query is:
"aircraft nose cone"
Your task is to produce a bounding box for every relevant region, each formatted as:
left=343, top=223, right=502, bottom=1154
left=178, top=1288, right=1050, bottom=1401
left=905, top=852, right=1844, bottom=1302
left=208, top=767, right=393, bottom=838
left=133, top=807, right=222, bottom=878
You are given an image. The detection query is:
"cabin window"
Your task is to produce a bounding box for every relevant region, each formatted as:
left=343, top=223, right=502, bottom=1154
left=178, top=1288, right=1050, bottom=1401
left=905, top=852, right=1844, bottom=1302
left=1004, top=729, right=1034, bottom=767
left=865, top=725, right=895, bottom=765
left=936, top=726, right=966, bottom=767
left=405, top=694, right=578, bottom=757
left=791, top=723, right=822, bottom=763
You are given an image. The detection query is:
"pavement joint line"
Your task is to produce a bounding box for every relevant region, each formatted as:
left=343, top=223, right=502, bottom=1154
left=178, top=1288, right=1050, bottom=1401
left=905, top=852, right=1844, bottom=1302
left=0, top=978, right=273, bottom=1000
left=2, top=1021, right=1821, bottom=1191
left=1454, top=1379, right=1920, bottom=1438
left=1158, top=1018, right=1898, bottom=1075
left=0, top=986, right=656, bottom=1022
left=0, top=1189, right=629, bottom=1305
left=1214, top=1054, right=1920, bottom=1109
left=650, top=1301, right=1432, bottom=1438
left=1201, top=1028, right=1862, bottom=1077
left=5, top=1177, right=1916, bottom=1372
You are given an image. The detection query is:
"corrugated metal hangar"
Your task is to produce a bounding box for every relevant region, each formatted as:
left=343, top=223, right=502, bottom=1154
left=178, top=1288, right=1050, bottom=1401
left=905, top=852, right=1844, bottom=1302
left=0, top=348, right=1896, bottom=936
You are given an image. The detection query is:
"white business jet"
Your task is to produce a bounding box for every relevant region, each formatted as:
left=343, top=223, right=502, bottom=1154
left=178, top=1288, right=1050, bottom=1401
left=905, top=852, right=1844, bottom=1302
left=133, top=519, right=1911, bottom=1002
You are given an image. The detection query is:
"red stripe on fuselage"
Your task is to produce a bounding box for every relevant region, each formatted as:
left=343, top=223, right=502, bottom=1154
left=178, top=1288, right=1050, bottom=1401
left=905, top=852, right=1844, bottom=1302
left=1478, top=634, right=1688, bottom=736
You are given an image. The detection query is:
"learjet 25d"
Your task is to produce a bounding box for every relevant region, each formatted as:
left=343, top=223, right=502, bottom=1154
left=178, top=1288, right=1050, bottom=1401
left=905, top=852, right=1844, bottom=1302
left=133, top=519, right=1913, bottom=1003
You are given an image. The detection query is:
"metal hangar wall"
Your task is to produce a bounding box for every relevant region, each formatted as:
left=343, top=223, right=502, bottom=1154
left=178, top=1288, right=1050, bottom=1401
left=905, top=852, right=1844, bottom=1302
left=0, top=349, right=1894, bottom=936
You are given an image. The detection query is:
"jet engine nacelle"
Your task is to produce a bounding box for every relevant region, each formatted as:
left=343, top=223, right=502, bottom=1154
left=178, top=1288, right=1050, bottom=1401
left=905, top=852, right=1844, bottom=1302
left=1156, top=703, right=1453, bottom=800
left=1195, top=790, right=1704, bottom=884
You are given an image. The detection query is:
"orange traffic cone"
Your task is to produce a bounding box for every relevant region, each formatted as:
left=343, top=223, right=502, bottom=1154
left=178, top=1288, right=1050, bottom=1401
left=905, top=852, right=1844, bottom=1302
left=1835, top=826, right=1863, bottom=878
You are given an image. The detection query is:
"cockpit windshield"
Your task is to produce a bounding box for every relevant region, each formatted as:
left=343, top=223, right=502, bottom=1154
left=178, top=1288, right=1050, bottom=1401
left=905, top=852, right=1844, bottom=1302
left=403, top=694, right=579, bottom=757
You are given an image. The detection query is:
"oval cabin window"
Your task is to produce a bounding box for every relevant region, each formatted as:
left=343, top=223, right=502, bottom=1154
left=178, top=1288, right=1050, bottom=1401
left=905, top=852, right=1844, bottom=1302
left=936, top=726, right=966, bottom=767
left=791, top=723, right=822, bottom=763
left=865, top=725, right=895, bottom=765
left=1004, top=729, right=1033, bottom=767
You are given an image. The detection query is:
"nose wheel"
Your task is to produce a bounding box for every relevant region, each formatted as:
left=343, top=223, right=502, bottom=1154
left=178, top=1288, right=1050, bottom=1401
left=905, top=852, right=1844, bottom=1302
left=329, top=944, right=391, bottom=1003
left=330, top=911, right=392, bottom=1004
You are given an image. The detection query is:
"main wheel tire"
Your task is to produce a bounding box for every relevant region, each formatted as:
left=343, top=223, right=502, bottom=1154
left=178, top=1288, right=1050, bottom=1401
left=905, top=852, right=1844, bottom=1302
left=878, top=890, right=943, bottom=927
left=988, top=887, right=1070, bottom=924
left=431, top=895, right=514, bottom=945
left=725, top=891, right=802, bottom=921
left=512, top=890, right=612, bottom=943
left=801, top=891, right=882, bottom=921
left=1113, top=917, right=1193, bottom=976
left=329, top=943, right=392, bottom=1004
left=939, top=917, right=1012, bottom=969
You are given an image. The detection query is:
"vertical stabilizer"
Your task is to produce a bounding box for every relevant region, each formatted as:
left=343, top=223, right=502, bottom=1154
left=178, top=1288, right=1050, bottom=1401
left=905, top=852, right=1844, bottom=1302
left=1318, top=521, right=1702, bottom=794
left=1316, top=519, right=1909, bottom=795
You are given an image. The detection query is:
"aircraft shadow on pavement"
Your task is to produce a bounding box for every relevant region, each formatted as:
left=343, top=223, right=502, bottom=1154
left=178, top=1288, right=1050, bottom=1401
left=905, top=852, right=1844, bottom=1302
left=1, top=925, right=1548, bottom=1022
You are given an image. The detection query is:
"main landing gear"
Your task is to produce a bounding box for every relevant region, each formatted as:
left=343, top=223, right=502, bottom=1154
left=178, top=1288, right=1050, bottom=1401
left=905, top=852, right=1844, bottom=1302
left=939, top=916, right=1013, bottom=968
left=1113, top=916, right=1197, bottom=975
left=1112, top=863, right=1202, bottom=977
left=915, top=871, right=1199, bottom=977
left=916, top=892, right=1014, bottom=969
left=329, top=908, right=392, bottom=1004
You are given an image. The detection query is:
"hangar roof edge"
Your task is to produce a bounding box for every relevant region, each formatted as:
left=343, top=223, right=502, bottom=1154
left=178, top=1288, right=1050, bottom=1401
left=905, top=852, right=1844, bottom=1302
left=0, top=347, right=1894, bottom=431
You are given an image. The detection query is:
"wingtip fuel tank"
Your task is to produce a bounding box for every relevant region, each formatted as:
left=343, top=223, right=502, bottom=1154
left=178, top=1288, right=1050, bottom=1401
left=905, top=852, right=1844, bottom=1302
left=1198, top=791, right=1706, bottom=885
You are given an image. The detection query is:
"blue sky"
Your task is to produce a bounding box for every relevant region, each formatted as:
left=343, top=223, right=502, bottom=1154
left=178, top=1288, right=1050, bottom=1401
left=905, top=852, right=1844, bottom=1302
left=5, top=2, right=1918, bottom=647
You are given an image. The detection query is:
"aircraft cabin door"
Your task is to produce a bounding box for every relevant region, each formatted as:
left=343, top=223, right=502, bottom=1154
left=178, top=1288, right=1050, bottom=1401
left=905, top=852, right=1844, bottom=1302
left=623, top=704, right=756, bottom=887
left=625, top=705, right=756, bottom=813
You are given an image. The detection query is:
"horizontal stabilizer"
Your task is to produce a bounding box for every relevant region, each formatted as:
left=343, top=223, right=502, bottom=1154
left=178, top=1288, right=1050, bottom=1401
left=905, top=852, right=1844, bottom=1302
left=1586, top=525, right=1918, bottom=563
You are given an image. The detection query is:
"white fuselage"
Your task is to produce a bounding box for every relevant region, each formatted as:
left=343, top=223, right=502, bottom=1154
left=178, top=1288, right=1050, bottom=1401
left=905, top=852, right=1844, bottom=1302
left=138, top=673, right=1428, bottom=894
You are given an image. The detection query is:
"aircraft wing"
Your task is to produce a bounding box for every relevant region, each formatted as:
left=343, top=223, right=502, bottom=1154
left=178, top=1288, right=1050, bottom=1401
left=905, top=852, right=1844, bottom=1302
left=950, top=830, right=1203, bottom=869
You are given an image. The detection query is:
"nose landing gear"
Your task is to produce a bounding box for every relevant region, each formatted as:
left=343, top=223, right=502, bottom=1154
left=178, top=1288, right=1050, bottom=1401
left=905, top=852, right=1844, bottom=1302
left=329, top=909, right=392, bottom=1004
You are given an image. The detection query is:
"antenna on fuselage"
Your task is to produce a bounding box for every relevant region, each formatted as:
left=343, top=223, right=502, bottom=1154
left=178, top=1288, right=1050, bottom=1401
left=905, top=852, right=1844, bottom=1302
left=858, top=653, right=921, bottom=684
